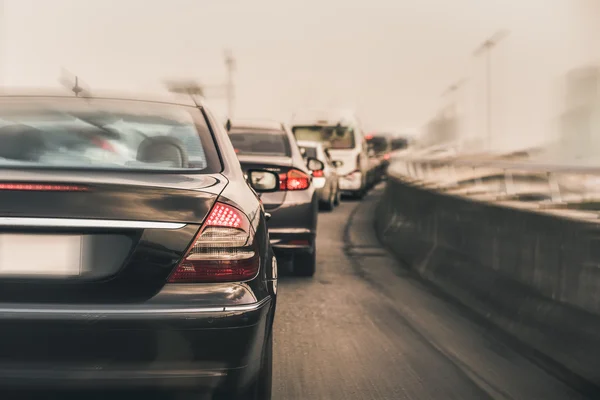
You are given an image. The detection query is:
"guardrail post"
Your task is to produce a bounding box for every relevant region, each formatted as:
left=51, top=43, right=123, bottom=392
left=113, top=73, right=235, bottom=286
left=547, top=172, right=561, bottom=203
left=450, top=165, right=458, bottom=188
left=504, top=169, right=515, bottom=196
left=473, top=167, right=483, bottom=191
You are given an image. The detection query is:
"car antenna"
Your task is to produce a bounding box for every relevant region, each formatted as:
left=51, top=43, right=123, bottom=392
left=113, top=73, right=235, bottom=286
left=72, top=76, right=83, bottom=97
left=59, top=68, right=90, bottom=98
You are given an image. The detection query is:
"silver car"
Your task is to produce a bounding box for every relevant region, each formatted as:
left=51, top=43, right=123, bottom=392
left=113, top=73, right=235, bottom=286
left=297, top=140, right=343, bottom=211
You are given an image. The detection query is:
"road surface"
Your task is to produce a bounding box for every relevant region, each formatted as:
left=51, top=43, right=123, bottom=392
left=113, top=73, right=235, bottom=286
left=272, top=185, right=586, bottom=400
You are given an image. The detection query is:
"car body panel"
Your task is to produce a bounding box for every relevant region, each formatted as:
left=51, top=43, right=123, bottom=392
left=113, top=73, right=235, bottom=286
left=229, top=121, right=318, bottom=258
left=291, top=114, right=368, bottom=195
left=297, top=140, right=339, bottom=205
left=0, top=94, right=276, bottom=395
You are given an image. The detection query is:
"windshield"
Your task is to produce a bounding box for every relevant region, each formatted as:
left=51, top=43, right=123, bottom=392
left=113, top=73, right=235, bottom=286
left=0, top=99, right=219, bottom=172
left=292, top=125, right=356, bottom=150
left=229, top=129, right=291, bottom=156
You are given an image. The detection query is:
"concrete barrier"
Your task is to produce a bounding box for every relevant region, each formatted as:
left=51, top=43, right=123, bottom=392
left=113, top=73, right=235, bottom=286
left=376, top=174, right=600, bottom=393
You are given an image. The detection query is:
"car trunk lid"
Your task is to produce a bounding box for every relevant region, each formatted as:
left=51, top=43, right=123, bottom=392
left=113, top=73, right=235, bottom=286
left=327, top=149, right=361, bottom=176
left=0, top=170, right=227, bottom=304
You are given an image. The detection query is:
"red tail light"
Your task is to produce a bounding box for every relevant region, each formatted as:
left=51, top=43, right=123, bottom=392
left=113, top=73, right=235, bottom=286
left=91, top=138, right=116, bottom=153
left=279, top=169, right=310, bottom=191
left=167, top=202, right=259, bottom=283
left=383, top=153, right=391, bottom=160
left=311, top=169, right=324, bottom=178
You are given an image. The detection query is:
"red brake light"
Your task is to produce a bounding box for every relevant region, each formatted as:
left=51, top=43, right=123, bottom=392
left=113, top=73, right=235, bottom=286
left=279, top=169, right=310, bottom=191
left=311, top=169, right=324, bottom=178
left=383, top=153, right=391, bottom=160
left=91, top=138, right=116, bottom=153
left=0, top=183, right=88, bottom=191
left=167, top=202, right=259, bottom=283
left=365, top=134, right=373, bottom=140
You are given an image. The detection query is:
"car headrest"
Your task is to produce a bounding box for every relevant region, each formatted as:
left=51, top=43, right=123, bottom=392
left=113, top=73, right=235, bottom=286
left=136, top=136, right=189, bottom=168
left=0, top=124, right=45, bottom=161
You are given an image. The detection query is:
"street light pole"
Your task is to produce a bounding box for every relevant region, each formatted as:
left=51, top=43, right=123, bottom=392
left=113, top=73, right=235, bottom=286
left=474, top=30, right=509, bottom=150
left=224, top=49, right=236, bottom=119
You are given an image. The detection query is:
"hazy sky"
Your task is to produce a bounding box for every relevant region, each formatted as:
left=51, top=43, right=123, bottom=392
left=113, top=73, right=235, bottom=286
left=1, top=0, right=599, bottom=145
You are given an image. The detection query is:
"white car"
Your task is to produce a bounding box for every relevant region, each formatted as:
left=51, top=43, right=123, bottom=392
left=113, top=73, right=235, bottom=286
left=291, top=112, right=369, bottom=198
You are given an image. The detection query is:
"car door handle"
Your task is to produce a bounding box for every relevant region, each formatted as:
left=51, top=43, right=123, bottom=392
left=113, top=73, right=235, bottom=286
left=265, top=212, right=272, bottom=221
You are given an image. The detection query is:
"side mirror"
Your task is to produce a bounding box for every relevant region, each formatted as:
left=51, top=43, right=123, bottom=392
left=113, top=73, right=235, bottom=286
left=225, top=119, right=232, bottom=132
left=247, top=170, right=279, bottom=192
left=332, top=160, right=343, bottom=168
left=306, top=157, right=324, bottom=171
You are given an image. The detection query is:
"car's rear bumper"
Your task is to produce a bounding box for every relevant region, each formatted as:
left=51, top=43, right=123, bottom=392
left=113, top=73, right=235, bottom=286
left=0, top=296, right=274, bottom=391
left=269, top=228, right=315, bottom=256
left=339, top=172, right=363, bottom=192
left=266, top=190, right=317, bottom=256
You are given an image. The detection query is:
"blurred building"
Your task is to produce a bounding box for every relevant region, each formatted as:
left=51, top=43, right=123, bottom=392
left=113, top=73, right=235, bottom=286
left=418, top=103, right=460, bottom=151
left=559, top=65, right=600, bottom=163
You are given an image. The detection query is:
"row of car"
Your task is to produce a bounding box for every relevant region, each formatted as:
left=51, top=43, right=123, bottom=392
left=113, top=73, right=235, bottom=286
left=0, top=90, right=409, bottom=399
left=224, top=115, right=407, bottom=278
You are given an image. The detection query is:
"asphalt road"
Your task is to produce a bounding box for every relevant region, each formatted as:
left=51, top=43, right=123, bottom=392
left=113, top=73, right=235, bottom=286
left=273, top=184, right=587, bottom=400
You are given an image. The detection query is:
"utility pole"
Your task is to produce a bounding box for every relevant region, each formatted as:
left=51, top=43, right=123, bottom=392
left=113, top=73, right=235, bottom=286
left=224, top=49, right=236, bottom=119
left=474, top=30, right=509, bottom=150
left=441, top=78, right=466, bottom=112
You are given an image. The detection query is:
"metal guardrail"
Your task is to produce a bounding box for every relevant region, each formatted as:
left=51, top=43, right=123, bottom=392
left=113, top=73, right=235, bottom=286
left=388, top=152, right=600, bottom=215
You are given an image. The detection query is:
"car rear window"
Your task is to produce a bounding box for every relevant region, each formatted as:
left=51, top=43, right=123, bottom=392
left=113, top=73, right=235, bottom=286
left=0, top=98, right=221, bottom=172
left=292, top=125, right=356, bottom=150
left=228, top=129, right=291, bottom=156
left=299, top=146, right=318, bottom=159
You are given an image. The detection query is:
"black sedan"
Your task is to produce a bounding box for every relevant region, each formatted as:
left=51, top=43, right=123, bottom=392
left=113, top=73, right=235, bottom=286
left=227, top=120, right=323, bottom=277
left=0, top=92, right=278, bottom=399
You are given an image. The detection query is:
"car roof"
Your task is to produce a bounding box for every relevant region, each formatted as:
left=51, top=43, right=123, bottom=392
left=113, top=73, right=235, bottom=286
left=0, top=88, right=200, bottom=108
left=291, top=109, right=359, bottom=127
left=229, top=119, right=284, bottom=131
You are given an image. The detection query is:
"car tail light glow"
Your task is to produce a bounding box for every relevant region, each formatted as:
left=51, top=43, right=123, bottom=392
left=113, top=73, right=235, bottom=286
left=167, top=202, right=259, bottom=283
left=0, top=183, right=88, bottom=191
left=311, top=169, right=324, bottom=178
left=279, top=169, right=310, bottom=191
left=91, top=138, right=116, bottom=153
left=384, top=153, right=391, bottom=160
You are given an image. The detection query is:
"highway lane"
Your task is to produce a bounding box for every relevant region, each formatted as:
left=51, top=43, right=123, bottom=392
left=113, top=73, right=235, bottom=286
left=273, top=184, right=586, bottom=400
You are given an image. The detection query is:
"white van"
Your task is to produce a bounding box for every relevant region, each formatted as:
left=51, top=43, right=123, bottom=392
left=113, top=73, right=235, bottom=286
left=291, top=112, right=369, bottom=198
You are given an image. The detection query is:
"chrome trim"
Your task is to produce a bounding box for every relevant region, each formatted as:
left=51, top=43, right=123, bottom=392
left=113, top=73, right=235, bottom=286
left=0, top=297, right=272, bottom=317
left=224, top=297, right=271, bottom=312
left=267, top=228, right=311, bottom=234
left=0, top=217, right=186, bottom=230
